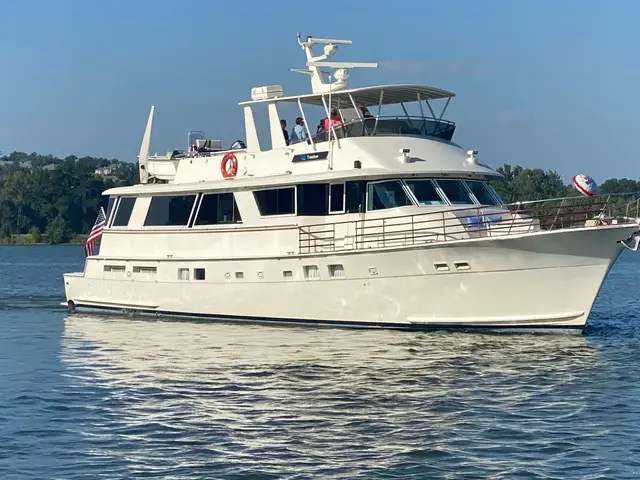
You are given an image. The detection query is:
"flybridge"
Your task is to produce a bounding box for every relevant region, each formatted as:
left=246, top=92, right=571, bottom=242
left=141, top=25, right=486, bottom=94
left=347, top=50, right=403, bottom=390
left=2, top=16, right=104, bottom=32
left=238, top=34, right=457, bottom=154
left=136, top=34, right=463, bottom=184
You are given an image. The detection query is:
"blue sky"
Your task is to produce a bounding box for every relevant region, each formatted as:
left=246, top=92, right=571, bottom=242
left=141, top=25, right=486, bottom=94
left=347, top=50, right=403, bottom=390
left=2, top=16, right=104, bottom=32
left=0, top=0, right=638, bottom=182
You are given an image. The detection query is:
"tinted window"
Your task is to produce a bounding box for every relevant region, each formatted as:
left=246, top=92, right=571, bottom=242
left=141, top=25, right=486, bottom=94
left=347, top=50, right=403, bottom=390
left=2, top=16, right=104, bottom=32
left=254, top=188, right=295, bottom=215
left=330, top=184, right=344, bottom=212
left=345, top=181, right=366, bottom=213
left=488, top=184, right=505, bottom=204
left=105, top=196, right=116, bottom=224
left=367, top=181, right=412, bottom=211
left=195, top=193, right=242, bottom=225
left=405, top=180, right=446, bottom=206
left=112, top=197, right=136, bottom=227
left=194, top=268, right=205, bottom=280
left=465, top=181, right=499, bottom=206
left=435, top=180, right=474, bottom=205
left=144, top=195, right=196, bottom=226
left=297, top=184, right=328, bottom=216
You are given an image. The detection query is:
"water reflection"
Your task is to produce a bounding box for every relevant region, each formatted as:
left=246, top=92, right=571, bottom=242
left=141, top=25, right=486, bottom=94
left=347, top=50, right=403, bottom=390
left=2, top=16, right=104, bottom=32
left=59, top=314, right=625, bottom=478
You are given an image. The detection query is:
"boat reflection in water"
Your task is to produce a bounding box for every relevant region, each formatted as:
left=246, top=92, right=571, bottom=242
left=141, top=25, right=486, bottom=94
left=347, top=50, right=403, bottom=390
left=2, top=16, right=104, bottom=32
left=59, top=314, right=611, bottom=477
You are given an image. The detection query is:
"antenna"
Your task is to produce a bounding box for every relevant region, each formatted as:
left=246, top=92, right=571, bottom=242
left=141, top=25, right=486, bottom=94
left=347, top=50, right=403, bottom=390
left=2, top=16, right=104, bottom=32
left=294, top=33, right=378, bottom=94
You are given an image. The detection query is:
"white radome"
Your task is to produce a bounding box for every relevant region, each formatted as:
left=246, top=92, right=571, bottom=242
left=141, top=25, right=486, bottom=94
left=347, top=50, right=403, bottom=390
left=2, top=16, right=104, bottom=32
left=572, top=174, right=597, bottom=196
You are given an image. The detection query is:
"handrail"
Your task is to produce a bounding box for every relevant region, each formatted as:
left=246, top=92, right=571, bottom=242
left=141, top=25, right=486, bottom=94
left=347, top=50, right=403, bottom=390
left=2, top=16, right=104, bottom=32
left=297, top=192, right=640, bottom=254
left=309, top=115, right=457, bottom=144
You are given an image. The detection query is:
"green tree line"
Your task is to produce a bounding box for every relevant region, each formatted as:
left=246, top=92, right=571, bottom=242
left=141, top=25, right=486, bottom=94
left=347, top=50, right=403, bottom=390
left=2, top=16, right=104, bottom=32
left=0, top=151, right=138, bottom=244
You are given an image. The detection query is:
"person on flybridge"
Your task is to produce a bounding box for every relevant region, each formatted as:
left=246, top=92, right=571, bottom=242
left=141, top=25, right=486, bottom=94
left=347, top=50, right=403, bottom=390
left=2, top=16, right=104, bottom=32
left=322, top=109, right=343, bottom=140
left=280, top=119, right=290, bottom=145
left=290, top=117, right=308, bottom=143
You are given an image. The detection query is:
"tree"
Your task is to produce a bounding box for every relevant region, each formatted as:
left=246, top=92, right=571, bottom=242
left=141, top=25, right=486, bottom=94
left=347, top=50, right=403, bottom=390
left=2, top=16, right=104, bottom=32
left=29, top=226, right=42, bottom=243
left=492, top=164, right=567, bottom=203
left=0, top=151, right=139, bottom=243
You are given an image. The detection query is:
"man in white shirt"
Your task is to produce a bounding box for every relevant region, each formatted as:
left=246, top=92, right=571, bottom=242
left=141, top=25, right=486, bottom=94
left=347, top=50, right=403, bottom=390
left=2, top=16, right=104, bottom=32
left=290, top=117, right=308, bottom=143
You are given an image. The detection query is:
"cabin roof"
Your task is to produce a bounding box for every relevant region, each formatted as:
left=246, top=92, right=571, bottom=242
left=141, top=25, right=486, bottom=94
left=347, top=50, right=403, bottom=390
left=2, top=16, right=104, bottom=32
left=104, top=166, right=499, bottom=196
left=239, top=84, right=455, bottom=107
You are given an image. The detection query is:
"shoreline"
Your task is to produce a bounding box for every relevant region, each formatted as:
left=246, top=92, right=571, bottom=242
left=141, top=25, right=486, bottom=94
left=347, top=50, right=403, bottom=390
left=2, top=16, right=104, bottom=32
left=0, top=241, right=85, bottom=246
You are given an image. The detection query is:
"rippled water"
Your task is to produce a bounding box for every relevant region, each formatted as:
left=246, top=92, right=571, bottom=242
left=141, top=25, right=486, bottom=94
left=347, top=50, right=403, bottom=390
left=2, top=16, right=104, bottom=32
left=1, top=247, right=640, bottom=479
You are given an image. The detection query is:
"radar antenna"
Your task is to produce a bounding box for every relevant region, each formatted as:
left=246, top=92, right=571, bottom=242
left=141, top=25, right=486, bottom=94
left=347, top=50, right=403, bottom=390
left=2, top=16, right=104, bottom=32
left=292, top=33, right=377, bottom=94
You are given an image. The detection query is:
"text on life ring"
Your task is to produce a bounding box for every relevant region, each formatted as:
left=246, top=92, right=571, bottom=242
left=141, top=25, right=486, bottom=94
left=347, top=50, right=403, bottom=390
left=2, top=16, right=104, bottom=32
left=221, top=153, right=238, bottom=178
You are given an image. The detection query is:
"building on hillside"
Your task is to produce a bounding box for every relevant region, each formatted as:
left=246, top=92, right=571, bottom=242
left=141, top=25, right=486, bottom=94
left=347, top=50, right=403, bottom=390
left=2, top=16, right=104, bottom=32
left=94, top=164, right=118, bottom=178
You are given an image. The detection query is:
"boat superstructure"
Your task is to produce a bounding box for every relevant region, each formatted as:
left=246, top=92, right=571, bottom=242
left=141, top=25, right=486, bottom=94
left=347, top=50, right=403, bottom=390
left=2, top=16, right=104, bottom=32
left=63, top=34, right=640, bottom=331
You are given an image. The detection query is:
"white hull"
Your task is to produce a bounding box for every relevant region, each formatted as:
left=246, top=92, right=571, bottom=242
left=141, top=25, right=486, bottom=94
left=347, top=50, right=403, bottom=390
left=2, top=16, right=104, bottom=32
left=64, top=224, right=634, bottom=331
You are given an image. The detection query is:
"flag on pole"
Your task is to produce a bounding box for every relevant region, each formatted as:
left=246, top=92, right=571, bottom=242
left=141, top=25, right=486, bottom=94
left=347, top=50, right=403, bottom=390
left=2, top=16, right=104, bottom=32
left=85, top=207, right=106, bottom=257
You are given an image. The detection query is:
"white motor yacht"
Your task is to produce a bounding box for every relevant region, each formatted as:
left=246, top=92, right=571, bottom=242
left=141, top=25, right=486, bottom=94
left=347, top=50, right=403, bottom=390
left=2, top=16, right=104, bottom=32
left=63, top=34, right=640, bottom=331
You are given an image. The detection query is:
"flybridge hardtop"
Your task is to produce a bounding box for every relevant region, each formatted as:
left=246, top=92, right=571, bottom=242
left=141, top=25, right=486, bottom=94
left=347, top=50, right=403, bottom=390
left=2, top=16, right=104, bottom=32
left=238, top=84, right=456, bottom=106
left=132, top=34, right=492, bottom=189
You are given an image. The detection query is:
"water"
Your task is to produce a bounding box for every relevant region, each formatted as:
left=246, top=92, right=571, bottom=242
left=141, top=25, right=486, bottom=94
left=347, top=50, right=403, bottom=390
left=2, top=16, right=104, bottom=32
left=1, top=247, right=640, bottom=479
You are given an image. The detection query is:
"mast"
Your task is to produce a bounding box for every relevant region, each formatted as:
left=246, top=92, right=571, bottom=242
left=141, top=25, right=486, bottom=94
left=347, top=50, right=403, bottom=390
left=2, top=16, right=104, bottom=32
left=294, top=34, right=378, bottom=94
left=138, top=106, right=154, bottom=184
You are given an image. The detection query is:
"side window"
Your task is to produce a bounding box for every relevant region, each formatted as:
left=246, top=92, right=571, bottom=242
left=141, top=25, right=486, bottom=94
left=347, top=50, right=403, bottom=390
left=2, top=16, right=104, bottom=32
left=367, top=180, right=412, bottom=211
left=254, top=187, right=295, bottom=216
left=111, top=197, right=137, bottom=227
left=195, top=193, right=242, bottom=225
left=329, top=183, right=345, bottom=213
left=297, top=184, right=329, bottom=216
left=464, top=181, right=499, bottom=206
left=435, top=180, right=474, bottom=205
left=345, top=181, right=366, bottom=213
left=144, top=195, right=197, bottom=226
left=105, top=196, right=116, bottom=225
left=405, top=180, right=446, bottom=206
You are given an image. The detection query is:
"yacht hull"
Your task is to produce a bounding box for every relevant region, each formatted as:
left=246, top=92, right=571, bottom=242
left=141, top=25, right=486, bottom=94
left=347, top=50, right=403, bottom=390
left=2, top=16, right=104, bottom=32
left=63, top=225, right=636, bottom=332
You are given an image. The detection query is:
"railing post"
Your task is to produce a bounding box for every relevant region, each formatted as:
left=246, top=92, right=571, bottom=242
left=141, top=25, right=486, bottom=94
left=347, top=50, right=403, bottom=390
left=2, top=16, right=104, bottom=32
left=411, top=215, right=415, bottom=245
left=442, top=211, right=446, bottom=240
left=382, top=219, right=385, bottom=247
left=332, top=223, right=336, bottom=251
left=550, top=198, right=565, bottom=231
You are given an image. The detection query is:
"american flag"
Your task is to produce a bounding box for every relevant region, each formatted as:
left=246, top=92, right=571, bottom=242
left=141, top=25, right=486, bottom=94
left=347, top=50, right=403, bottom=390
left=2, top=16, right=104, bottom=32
left=85, top=207, right=106, bottom=257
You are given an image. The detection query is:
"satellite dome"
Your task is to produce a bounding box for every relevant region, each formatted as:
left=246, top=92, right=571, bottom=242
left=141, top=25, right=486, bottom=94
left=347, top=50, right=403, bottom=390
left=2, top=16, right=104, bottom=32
left=572, top=174, right=597, bottom=196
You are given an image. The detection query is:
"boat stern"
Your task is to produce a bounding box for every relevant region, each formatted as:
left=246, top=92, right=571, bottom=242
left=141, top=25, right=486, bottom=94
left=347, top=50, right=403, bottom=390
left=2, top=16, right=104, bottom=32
left=63, top=272, right=85, bottom=310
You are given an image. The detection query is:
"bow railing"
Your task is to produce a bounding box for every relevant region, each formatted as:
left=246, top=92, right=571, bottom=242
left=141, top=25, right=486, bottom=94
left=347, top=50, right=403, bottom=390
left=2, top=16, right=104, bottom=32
left=298, top=192, right=640, bottom=254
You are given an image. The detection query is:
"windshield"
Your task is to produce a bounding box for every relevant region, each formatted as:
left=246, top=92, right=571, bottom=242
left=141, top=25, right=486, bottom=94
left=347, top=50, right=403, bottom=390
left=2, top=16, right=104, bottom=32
left=464, top=180, right=500, bottom=206
left=405, top=180, right=447, bottom=206
left=367, top=180, right=412, bottom=211
left=487, top=184, right=505, bottom=204
left=435, top=179, right=474, bottom=205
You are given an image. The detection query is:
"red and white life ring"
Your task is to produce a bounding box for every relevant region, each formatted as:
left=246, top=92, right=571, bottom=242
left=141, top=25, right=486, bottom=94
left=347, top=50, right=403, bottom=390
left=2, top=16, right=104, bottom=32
left=221, top=152, right=238, bottom=178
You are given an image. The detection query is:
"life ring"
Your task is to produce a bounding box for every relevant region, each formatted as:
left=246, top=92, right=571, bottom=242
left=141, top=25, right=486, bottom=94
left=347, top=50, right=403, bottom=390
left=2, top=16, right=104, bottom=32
left=221, top=152, right=238, bottom=178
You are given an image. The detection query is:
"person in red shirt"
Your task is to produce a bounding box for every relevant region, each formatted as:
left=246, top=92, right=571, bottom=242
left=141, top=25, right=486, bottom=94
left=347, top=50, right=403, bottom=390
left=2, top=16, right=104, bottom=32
left=323, top=109, right=343, bottom=140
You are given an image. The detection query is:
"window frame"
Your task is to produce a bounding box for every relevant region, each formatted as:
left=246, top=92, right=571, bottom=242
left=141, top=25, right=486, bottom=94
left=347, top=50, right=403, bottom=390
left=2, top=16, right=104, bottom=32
left=365, top=179, right=415, bottom=212
left=191, top=192, right=243, bottom=228
left=109, top=196, right=138, bottom=228
left=463, top=180, right=501, bottom=206
left=433, top=179, right=477, bottom=206
left=253, top=186, right=297, bottom=217
left=486, top=183, right=505, bottom=205
left=142, top=193, right=199, bottom=229
left=329, top=183, right=346, bottom=214
left=403, top=179, right=448, bottom=207
left=194, top=268, right=206, bottom=281
left=105, top=196, right=116, bottom=226
left=297, top=183, right=330, bottom=216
